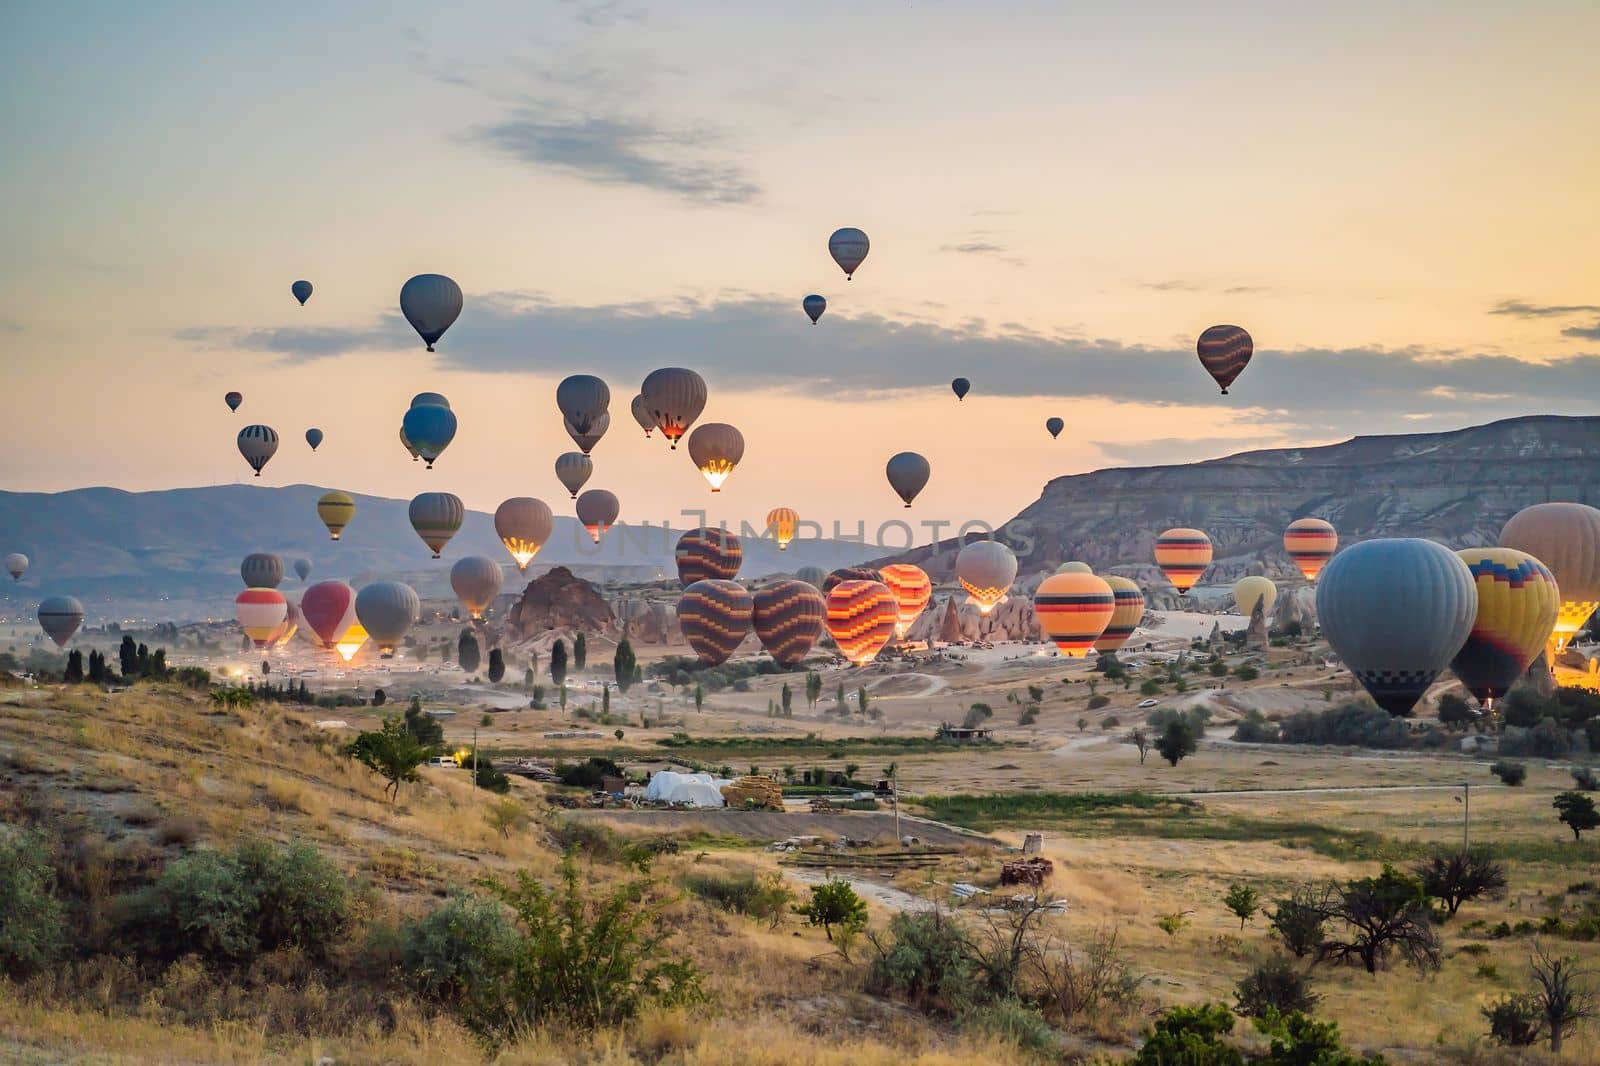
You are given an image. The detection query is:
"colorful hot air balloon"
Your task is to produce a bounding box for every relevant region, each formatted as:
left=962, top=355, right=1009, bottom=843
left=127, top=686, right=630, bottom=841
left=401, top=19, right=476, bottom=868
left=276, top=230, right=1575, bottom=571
left=1196, top=324, right=1253, bottom=395
left=825, top=566, right=881, bottom=595
left=630, top=394, right=654, bottom=437
left=1316, top=538, right=1477, bottom=716
left=556, top=374, right=611, bottom=435
left=494, top=497, right=553, bottom=571
left=5, top=553, right=27, bottom=581
left=291, top=279, right=313, bottom=305
left=565, top=412, right=609, bottom=455
left=1451, top=548, right=1560, bottom=708
left=37, top=596, right=84, bottom=648
left=576, top=489, right=619, bottom=543
left=1093, top=576, right=1146, bottom=654
left=886, top=452, right=930, bottom=508
left=686, top=423, right=744, bottom=492
left=879, top=563, right=932, bottom=639
left=1045, top=417, right=1064, bottom=440
left=401, top=403, right=457, bottom=469
left=766, top=507, right=799, bottom=551
left=400, top=274, right=463, bottom=351
left=301, top=580, right=357, bottom=650
left=796, top=565, right=827, bottom=591
left=240, top=553, right=284, bottom=589
left=225, top=391, right=243, bottom=413
left=951, top=378, right=970, bottom=401
left=355, top=580, right=420, bottom=658
left=675, top=528, right=743, bottom=587
left=1499, top=503, right=1600, bottom=654
left=236, top=588, right=288, bottom=650
left=450, top=556, right=504, bottom=620
left=400, top=426, right=420, bottom=462
left=555, top=452, right=594, bottom=499
left=237, top=425, right=279, bottom=477
left=677, top=579, right=754, bottom=666
left=956, top=540, right=1017, bottom=615
left=1056, top=561, right=1092, bottom=574
left=411, top=392, right=450, bottom=409
left=335, top=624, right=368, bottom=663
left=293, top=558, right=312, bottom=583
left=409, top=492, right=464, bottom=558
left=1034, top=572, right=1116, bottom=657
left=1155, top=528, right=1212, bottom=596
left=752, top=579, right=826, bottom=666
left=826, top=580, right=897, bottom=665
left=828, top=227, right=870, bottom=279
left=639, top=368, right=707, bottom=449
left=1284, top=518, right=1338, bottom=584
left=1233, top=576, right=1278, bottom=620
left=317, top=491, right=355, bottom=540
left=305, top=427, right=324, bottom=451
left=803, top=295, right=826, bottom=324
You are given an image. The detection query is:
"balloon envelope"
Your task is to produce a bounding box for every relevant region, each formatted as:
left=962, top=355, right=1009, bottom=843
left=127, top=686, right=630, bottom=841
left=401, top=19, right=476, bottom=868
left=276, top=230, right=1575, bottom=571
left=639, top=368, right=707, bottom=449
left=630, top=394, right=654, bottom=436
left=555, top=452, right=594, bottom=498
left=1155, top=528, right=1212, bottom=595
left=766, top=507, right=799, bottom=551
left=301, top=580, right=357, bottom=649
left=677, top=579, right=754, bottom=666
left=1056, top=561, right=1092, bottom=574
left=879, top=563, right=932, bottom=639
left=676, top=528, right=743, bottom=587
left=826, top=580, right=897, bottom=664
left=686, top=422, right=744, bottom=492
left=796, top=565, right=827, bottom=591
left=237, top=425, right=278, bottom=477
left=235, top=588, right=288, bottom=650
left=291, top=280, right=312, bottom=305
left=1045, top=417, right=1064, bottom=439
left=1034, top=572, right=1115, bottom=657
left=828, top=227, right=870, bottom=278
left=1197, top=324, right=1253, bottom=394
left=886, top=452, right=931, bottom=508
left=225, top=391, right=242, bottom=413
left=399, top=274, right=463, bottom=351
left=304, top=427, right=323, bottom=451
left=293, top=558, right=312, bottom=583
left=1451, top=548, right=1560, bottom=706
left=956, top=540, right=1017, bottom=615
left=409, top=492, right=465, bottom=558
left=564, top=411, right=609, bottom=455
left=450, top=556, right=504, bottom=620
left=825, top=566, right=881, bottom=595
left=240, top=553, right=284, bottom=589
left=576, top=489, right=619, bottom=543
left=410, top=392, right=450, bottom=410
left=494, top=497, right=553, bottom=571
left=5, top=553, right=27, bottom=581
left=951, top=378, right=970, bottom=401
left=317, top=491, right=355, bottom=540
left=1094, top=576, right=1145, bottom=654
left=556, top=374, right=611, bottom=434
left=753, top=579, right=826, bottom=666
left=1499, top=502, right=1600, bottom=653
left=401, top=404, right=457, bottom=468
left=1233, top=576, right=1277, bottom=619
left=38, top=596, right=84, bottom=648
left=803, top=294, right=826, bottom=324
left=1284, top=518, right=1338, bottom=584
left=354, top=580, right=420, bottom=657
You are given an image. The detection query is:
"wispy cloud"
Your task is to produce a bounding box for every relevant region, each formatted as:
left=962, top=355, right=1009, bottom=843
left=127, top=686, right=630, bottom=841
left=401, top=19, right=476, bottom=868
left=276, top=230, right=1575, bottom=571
left=940, top=233, right=1023, bottom=266
left=1489, top=298, right=1600, bottom=318
left=1561, top=320, right=1600, bottom=341
left=1138, top=279, right=1273, bottom=296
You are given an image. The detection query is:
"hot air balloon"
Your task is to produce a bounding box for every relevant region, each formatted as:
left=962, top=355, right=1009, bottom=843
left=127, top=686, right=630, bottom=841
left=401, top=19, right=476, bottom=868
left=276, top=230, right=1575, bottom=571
left=293, top=558, right=312, bottom=583
left=401, top=404, right=457, bottom=469
left=409, top=492, right=464, bottom=558
left=564, top=411, right=609, bottom=455
left=400, top=426, right=420, bottom=462
left=675, top=528, right=743, bottom=587
left=556, top=374, right=610, bottom=435
left=956, top=540, right=1017, bottom=615
left=886, top=452, right=930, bottom=508
left=1316, top=538, right=1477, bottom=716
left=803, top=295, right=826, bottom=324
left=826, top=580, right=897, bottom=665
left=37, top=596, right=84, bottom=648
left=1034, top=572, right=1115, bottom=657
left=494, top=497, right=553, bottom=571
left=301, top=580, right=357, bottom=650
left=639, top=368, right=707, bottom=449
left=796, top=565, right=827, bottom=591
left=355, top=580, right=420, bottom=658
left=451, top=556, right=504, bottom=620
left=291, top=280, right=312, bottom=306
left=1045, top=417, right=1064, bottom=440
left=335, top=624, right=368, bottom=663
left=1284, top=518, right=1338, bottom=584
left=399, top=274, right=463, bottom=352
left=5, top=553, right=27, bottom=581
left=630, top=394, right=654, bottom=437
left=305, top=428, right=324, bottom=451
left=677, top=579, right=754, bottom=666
left=951, top=378, right=970, bottom=401
left=828, top=227, right=870, bottom=279
left=1499, top=503, right=1600, bottom=654
left=1155, top=528, right=1212, bottom=596
left=752, top=579, right=827, bottom=666
left=1196, top=324, right=1253, bottom=395
left=271, top=601, right=300, bottom=648
left=576, top=489, right=619, bottom=543
left=879, top=563, right=932, bottom=639
left=1094, top=576, right=1146, bottom=655
left=766, top=507, right=799, bottom=551
left=240, top=553, right=284, bottom=589
left=225, top=391, right=243, bottom=413
left=686, top=423, right=744, bottom=492
left=237, top=425, right=279, bottom=477
left=555, top=452, right=594, bottom=499
left=1056, top=561, right=1092, bottom=574
left=236, top=588, right=288, bottom=650
left=411, top=392, right=450, bottom=409
left=1451, top=548, right=1560, bottom=709
left=825, top=566, right=881, bottom=595
left=317, top=491, right=355, bottom=540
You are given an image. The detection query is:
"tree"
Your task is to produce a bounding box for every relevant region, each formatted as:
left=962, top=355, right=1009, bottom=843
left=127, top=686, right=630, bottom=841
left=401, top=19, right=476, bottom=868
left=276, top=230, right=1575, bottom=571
left=1129, top=728, right=1150, bottom=764
left=1076, top=716, right=1089, bottom=732
left=550, top=639, right=568, bottom=686
left=1132, top=1003, right=1241, bottom=1066
left=1527, top=940, right=1596, bottom=1054
left=403, top=700, right=445, bottom=747
left=836, top=681, right=845, bottom=709
left=261, top=658, right=271, bottom=676
left=1156, top=719, right=1197, bottom=767
left=857, top=686, right=869, bottom=716
left=1413, top=848, right=1507, bottom=917
left=485, top=797, right=529, bottom=839
left=796, top=879, right=868, bottom=946
left=1224, top=883, right=1260, bottom=930
left=487, top=648, right=506, bottom=683
left=559, top=684, right=568, bottom=711
left=1554, top=791, right=1600, bottom=841
left=458, top=630, right=481, bottom=675
left=1482, top=994, right=1541, bottom=1047
left=601, top=684, right=611, bottom=715
left=844, top=762, right=860, bottom=782
left=346, top=716, right=435, bottom=803
left=1235, top=958, right=1318, bottom=1018
left=780, top=682, right=792, bottom=717
left=574, top=632, right=587, bottom=671
left=962, top=703, right=994, bottom=730
left=805, top=671, right=821, bottom=709
left=63, top=649, right=83, bottom=682
left=119, top=635, right=138, bottom=678
left=613, top=639, right=636, bottom=693
left=1490, top=760, right=1527, bottom=786
left=1437, top=693, right=1474, bottom=730
left=693, top=683, right=704, bottom=713
left=1322, top=865, right=1440, bottom=975
left=373, top=688, right=386, bottom=707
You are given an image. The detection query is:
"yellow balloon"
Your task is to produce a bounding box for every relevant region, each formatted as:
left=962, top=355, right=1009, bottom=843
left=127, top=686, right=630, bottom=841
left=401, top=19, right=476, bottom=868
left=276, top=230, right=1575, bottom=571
left=1232, top=576, right=1277, bottom=619
left=317, top=491, right=356, bottom=541
left=1452, top=548, right=1560, bottom=706
left=766, top=507, right=799, bottom=551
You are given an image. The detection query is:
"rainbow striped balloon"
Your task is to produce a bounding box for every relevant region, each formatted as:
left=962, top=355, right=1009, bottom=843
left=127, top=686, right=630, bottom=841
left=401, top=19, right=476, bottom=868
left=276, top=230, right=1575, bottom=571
left=1196, top=324, right=1253, bottom=394
left=677, top=579, right=753, bottom=666
left=1284, top=518, right=1338, bottom=583
left=878, top=563, right=932, bottom=638
left=1034, top=572, right=1115, bottom=657
left=826, top=580, right=898, bottom=666
left=1093, top=576, right=1146, bottom=654
left=753, top=579, right=826, bottom=666
left=675, top=527, right=743, bottom=587
left=1451, top=548, right=1560, bottom=707
left=1155, top=528, right=1213, bottom=595
left=824, top=566, right=880, bottom=594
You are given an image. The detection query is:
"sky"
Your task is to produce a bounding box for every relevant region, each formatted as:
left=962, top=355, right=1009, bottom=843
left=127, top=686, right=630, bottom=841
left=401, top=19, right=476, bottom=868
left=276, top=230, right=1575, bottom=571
left=2, top=0, right=1597, bottom=543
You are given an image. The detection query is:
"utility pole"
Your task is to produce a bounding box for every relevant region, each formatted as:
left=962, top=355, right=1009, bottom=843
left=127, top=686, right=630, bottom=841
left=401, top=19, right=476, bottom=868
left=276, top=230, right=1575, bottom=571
left=472, top=726, right=479, bottom=792
left=1462, top=782, right=1470, bottom=853
left=892, top=764, right=901, bottom=846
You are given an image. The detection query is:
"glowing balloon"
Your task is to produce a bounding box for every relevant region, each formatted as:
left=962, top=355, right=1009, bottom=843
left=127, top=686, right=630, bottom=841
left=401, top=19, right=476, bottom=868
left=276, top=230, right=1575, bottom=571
left=409, top=492, right=464, bottom=558
left=686, top=423, right=744, bottom=492
left=828, top=227, right=870, bottom=279
left=753, top=579, right=826, bottom=666
left=335, top=624, right=368, bottom=663
left=886, top=452, right=930, bottom=508
left=240, top=553, right=284, bottom=589
left=675, top=528, right=743, bottom=587
left=291, top=280, right=312, bottom=305
left=301, top=580, right=357, bottom=649
left=1093, top=576, right=1145, bottom=655
left=400, top=274, right=462, bottom=352
left=236, top=588, right=288, bottom=650
left=450, top=556, right=504, bottom=620
left=225, top=391, right=242, bottom=413
left=956, top=540, right=1017, bottom=615
left=576, top=489, right=619, bottom=543
left=354, top=580, right=420, bottom=657
left=317, top=491, right=355, bottom=540
left=1232, top=576, right=1278, bottom=619
left=826, top=580, right=897, bottom=664
left=878, top=563, right=932, bottom=639
left=271, top=601, right=300, bottom=648
left=237, top=425, right=278, bottom=477
left=494, top=497, right=553, bottom=571
left=1499, top=502, right=1600, bottom=654
left=766, top=507, right=799, bottom=551
left=401, top=404, right=457, bottom=469
left=1451, top=548, right=1560, bottom=708
left=639, top=368, right=707, bottom=449
left=677, top=579, right=753, bottom=666
left=803, top=295, right=826, bottom=324
left=1196, top=324, right=1253, bottom=395
left=1033, top=572, right=1115, bottom=657
left=951, top=378, right=970, bottom=401
left=38, top=596, right=84, bottom=648
left=555, top=452, right=594, bottom=499
left=1284, top=518, right=1338, bottom=584
left=1155, top=528, right=1212, bottom=596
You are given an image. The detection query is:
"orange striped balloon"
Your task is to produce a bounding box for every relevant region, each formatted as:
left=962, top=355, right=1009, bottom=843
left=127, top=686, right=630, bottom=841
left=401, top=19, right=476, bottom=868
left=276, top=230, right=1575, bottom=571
left=878, top=563, right=932, bottom=638
left=1093, top=576, right=1146, bottom=654
left=826, top=580, right=898, bottom=666
left=1284, top=518, right=1337, bottom=583
left=766, top=507, right=799, bottom=551
left=677, top=579, right=753, bottom=666
left=752, top=579, right=826, bottom=666
left=1154, top=528, right=1212, bottom=595
left=1196, top=324, right=1253, bottom=394
left=1034, top=573, right=1115, bottom=657
left=824, top=566, right=880, bottom=594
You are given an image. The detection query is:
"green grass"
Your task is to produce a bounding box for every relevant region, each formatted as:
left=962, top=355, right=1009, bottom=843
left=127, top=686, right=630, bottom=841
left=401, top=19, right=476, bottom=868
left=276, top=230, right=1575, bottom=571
left=915, top=790, right=1192, bottom=829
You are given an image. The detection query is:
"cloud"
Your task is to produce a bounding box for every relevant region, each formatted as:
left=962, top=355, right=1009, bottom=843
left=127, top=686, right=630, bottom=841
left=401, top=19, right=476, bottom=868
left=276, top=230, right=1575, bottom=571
left=1489, top=299, right=1600, bottom=319
left=176, top=323, right=402, bottom=362
left=1561, top=320, right=1600, bottom=341
left=939, top=239, right=1023, bottom=266
left=561, top=0, right=648, bottom=27
left=1138, top=279, right=1272, bottom=296
left=1138, top=280, right=1203, bottom=292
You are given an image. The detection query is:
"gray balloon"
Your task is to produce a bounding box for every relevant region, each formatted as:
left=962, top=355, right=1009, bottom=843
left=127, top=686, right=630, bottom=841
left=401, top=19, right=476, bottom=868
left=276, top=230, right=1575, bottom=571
left=450, top=555, right=504, bottom=620
left=886, top=451, right=931, bottom=507
left=796, top=565, right=828, bottom=591
left=293, top=558, right=312, bottom=583
left=399, top=274, right=463, bottom=352
left=576, top=489, right=620, bottom=543
left=241, top=553, right=284, bottom=589
left=38, top=595, right=85, bottom=648
left=354, top=580, right=420, bottom=656
left=556, top=374, right=611, bottom=434
left=555, top=452, right=594, bottom=498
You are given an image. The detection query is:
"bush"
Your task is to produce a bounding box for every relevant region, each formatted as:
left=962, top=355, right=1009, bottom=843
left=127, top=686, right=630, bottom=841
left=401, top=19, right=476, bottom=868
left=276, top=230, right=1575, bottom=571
left=1270, top=886, right=1329, bottom=958
left=1087, top=694, right=1110, bottom=710
left=1139, top=679, right=1162, bottom=697
left=684, top=871, right=794, bottom=930
left=868, top=908, right=979, bottom=1016
left=0, top=830, right=69, bottom=979
left=1572, top=766, right=1600, bottom=792
left=963, top=998, right=1058, bottom=1056
left=401, top=893, right=520, bottom=1017
left=1276, top=701, right=1411, bottom=748
left=1233, top=665, right=1260, bottom=681
left=1490, top=760, right=1528, bottom=786
left=472, top=758, right=512, bottom=794
left=556, top=756, right=623, bottom=788
left=1210, top=660, right=1229, bottom=677
left=1133, top=1003, right=1241, bottom=1066
left=797, top=879, right=868, bottom=946
left=1232, top=709, right=1277, bottom=743
left=1482, top=993, right=1541, bottom=1046
left=1235, top=957, right=1318, bottom=1017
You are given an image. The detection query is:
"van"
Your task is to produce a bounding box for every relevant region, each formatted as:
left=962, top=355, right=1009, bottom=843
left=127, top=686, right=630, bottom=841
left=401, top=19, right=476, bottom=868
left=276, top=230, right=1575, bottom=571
left=427, top=756, right=458, bottom=769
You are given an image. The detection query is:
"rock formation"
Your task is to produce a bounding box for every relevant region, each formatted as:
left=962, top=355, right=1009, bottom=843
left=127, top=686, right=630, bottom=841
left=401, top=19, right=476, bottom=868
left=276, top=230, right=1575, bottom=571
left=506, top=566, right=616, bottom=642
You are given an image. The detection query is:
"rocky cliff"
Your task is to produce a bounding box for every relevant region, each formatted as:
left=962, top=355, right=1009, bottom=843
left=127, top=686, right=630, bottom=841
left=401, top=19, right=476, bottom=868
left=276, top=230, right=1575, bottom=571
left=505, top=566, right=617, bottom=642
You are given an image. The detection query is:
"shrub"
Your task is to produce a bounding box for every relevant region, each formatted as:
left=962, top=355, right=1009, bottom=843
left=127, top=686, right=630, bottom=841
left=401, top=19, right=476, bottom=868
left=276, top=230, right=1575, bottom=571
left=1276, top=701, right=1411, bottom=748
left=1572, top=766, right=1600, bottom=792
left=1414, top=848, right=1508, bottom=917
left=401, top=892, right=519, bottom=1019
left=473, top=758, right=512, bottom=794
left=1233, top=665, right=1260, bottom=681
left=683, top=870, right=794, bottom=930
left=963, top=998, right=1058, bottom=1056
left=556, top=756, right=623, bottom=788
left=1491, top=760, right=1528, bottom=786
left=1133, top=1003, right=1241, bottom=1066
left=1139, top=679, right=1162, bottom=697
left=0, top=830, right=68, bottom=979
left=1156, top=720, right=1197, bottom=766
left=868, top=907, right=979, bottom=1016
left=796, top=879, right=868, bottom=946
left=1482, top=993, right=1541, bottom=1046
left=1270, top=886, right=1330, bottom=958
left=1210, top=661, right=1229, bottom=677
left=1087, top=694, right=1110, bottom=710
left=1232, top=709, right=1277, bottom=743
left=1235, top=957, right=1318, bottom=1017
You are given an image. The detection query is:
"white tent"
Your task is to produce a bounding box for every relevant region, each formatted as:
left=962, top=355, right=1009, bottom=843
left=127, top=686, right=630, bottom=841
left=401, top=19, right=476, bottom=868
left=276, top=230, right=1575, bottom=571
left=644, top=770, right=729, bottom=807
left=664, top=780, right=726, bottom=808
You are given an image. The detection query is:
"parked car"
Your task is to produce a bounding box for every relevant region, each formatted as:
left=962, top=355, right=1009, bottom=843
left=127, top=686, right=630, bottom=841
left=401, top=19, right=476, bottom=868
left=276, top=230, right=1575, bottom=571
left=1137, top=698, right=1161, bottom=709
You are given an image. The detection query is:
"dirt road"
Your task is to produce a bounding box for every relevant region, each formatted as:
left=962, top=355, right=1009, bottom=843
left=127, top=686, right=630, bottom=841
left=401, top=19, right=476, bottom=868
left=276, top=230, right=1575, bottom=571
left=561, top=807, right=994, bottom=848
